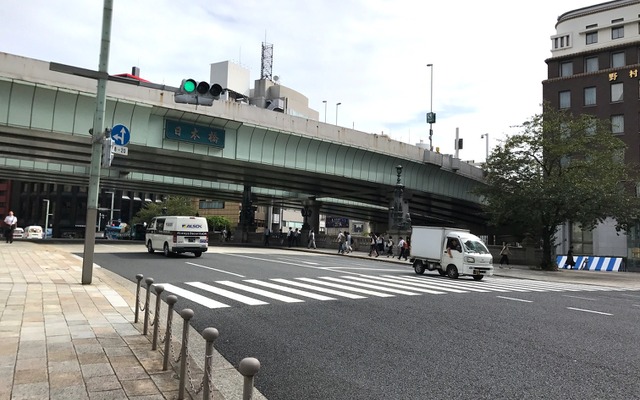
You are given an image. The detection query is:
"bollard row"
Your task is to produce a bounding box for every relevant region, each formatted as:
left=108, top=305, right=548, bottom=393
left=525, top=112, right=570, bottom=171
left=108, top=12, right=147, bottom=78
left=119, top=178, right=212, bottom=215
left=135, top=274, right=261, bottom=400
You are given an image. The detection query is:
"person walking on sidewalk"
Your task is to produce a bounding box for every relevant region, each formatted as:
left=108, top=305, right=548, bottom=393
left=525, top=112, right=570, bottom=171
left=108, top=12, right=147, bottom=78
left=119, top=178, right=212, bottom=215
left=308, top=229, right=317, bottom=249
left=386, top=236, right=394, bottom=257
left=4, top=211, right=17, bottom=244
left=337, top=231, right=346, bottom=254
left=397, top=237, right=406, bottom=260
left=368, top=233, right=379, bottom=257
left=499, top=242, right=511, bottom=268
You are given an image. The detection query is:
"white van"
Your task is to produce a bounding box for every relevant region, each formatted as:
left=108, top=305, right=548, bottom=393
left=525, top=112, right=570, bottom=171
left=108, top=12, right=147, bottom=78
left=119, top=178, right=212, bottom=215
left=24, top=225, right=44, bottom=239
left=145, top=216, right=209, bottom=257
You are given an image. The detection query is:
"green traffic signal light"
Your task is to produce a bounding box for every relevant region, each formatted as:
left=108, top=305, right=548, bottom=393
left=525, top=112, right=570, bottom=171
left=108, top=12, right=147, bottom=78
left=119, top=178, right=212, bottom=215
left=182, top=79, right=197, bottom=93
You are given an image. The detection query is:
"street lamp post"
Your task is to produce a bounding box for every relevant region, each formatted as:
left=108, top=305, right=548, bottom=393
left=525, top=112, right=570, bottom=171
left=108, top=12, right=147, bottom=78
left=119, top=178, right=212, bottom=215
left=480, top=133, right=489, bottom=161
left=322, top=100, right=327, bottom=123
left=427, top=64, right=434, bottom=151
left=335, top=102, right=341, bottom=125
left=43, top=199, right=51, bottom=238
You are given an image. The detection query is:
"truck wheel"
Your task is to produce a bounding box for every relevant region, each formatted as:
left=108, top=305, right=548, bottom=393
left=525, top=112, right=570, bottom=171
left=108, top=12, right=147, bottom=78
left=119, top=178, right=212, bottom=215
left=472, top=275, right=484, bottom=281
left=163, top=243, right=171, bottom=257
left=446, top=265, right=459, bottom=279
left=193, top=251, right=202, bottom=258
left=437, top=269, right=447, bottom=277
left=147, top=240, right=154, bottom=254
left=413, top=260, right=426, bottom=275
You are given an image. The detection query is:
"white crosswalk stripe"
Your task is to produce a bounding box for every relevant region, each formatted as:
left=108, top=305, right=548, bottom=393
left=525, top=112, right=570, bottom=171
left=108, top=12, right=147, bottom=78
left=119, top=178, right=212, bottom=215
left=155, top=275, right=637, bottom=309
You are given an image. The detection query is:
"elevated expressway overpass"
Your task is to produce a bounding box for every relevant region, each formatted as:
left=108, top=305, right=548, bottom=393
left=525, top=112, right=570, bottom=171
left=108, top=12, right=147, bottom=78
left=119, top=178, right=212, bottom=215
left=0, top=52, right=488, bottom=230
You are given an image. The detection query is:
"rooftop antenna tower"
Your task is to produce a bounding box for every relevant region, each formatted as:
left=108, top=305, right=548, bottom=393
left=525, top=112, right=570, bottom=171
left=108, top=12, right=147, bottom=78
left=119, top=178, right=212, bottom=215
left=261, top=40, right=273, bottom=80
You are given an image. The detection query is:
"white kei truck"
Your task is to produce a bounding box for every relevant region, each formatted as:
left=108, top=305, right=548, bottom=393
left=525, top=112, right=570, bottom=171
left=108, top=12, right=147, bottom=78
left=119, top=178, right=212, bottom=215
left=145, top=216, right=209, bottom=257
left=409, top=226, right=494, bottom=280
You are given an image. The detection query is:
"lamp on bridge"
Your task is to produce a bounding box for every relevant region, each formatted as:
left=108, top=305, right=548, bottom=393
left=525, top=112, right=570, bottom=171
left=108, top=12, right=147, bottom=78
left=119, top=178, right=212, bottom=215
left=322, top=100, right=327, bottom=123
left=336, top=102, right=341, bottom=125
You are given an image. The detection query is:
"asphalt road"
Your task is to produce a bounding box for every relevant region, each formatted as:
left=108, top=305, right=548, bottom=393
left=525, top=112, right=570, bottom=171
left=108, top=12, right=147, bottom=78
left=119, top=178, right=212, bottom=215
left=89, top=244, right=640, bottom=400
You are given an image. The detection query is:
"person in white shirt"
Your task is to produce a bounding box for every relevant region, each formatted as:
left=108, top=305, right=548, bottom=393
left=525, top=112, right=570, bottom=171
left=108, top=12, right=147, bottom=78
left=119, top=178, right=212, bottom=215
left=4, top=211, right=18, bottom=244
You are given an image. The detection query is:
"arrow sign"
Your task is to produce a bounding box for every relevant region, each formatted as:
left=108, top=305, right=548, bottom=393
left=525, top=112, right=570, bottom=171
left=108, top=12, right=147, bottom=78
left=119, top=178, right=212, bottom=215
left=111, top=124, right=130, bottom=146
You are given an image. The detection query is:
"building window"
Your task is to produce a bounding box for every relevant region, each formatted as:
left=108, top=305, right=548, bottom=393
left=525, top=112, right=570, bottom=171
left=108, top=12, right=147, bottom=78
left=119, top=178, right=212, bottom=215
left=199, top=200, right=225, bottom=209
left=560, top=62, right=573, bottom=77
left=559, top=91, right=571, bottom=109
left=584, top=87, right=597, bottom=106
left=586, top=31, right=598, bottom=44
left=611, top=82, right=624, bottom=102
left=612, top=26, right=624, bottom=39
left=571, top=223, right=593, bottom=255
left=585, top=56, right=599, bottom=73
left=553, top=35, right=571, bottom=50
left=612, top=114, right=625, bottom=134
left=612, top=52, right=625, bottom=68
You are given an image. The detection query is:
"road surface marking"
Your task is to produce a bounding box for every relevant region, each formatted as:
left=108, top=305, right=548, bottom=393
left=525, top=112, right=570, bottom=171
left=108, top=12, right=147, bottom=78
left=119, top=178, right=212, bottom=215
left=562, top=295, right=597, bottom=301
left=216, top=281, right=305, bottom=303
left=186, top=282, right=268, bottom=305
left=159, top=283, right=230, bottom=309
left=496, top=296, right=533, bottom=303
left=271, top=278, right=366, bottom=299
left=566, top=307, right=612, bottom=316
left=185, top=262, right=245, bottom=277
left=244, top=279, right=336, bottom=301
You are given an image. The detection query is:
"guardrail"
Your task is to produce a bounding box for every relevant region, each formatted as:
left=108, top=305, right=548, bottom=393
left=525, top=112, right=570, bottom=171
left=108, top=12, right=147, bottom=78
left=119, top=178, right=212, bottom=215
left=134, top=274, right=261, bottom=400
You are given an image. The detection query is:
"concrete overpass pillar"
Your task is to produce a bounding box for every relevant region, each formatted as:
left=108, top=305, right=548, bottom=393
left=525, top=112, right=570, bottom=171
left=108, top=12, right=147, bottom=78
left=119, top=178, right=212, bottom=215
left=301, top=199, right=320, bottom=245
left=237, top=185, right=257, bottom=243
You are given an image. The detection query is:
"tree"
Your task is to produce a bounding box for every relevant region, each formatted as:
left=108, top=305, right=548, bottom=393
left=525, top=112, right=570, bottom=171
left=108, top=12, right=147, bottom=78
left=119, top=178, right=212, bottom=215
left=206, top=215, right=231, bottom=232
left=475, top=104, right=640, bottom=270
left=132, top=196, right=198, bottom=225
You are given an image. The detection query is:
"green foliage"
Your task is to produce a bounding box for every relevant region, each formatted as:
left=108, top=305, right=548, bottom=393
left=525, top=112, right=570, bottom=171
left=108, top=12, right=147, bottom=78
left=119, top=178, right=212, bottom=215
left=475, top=104, right=640, bottom=269
left=132, top=196, right=198, bottom=225
left=206, top=215, right=231, bottom=231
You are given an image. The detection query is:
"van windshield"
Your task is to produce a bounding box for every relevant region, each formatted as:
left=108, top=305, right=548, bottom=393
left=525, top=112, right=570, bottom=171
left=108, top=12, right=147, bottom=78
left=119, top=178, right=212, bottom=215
left=461, top=238, right=490, bottom=254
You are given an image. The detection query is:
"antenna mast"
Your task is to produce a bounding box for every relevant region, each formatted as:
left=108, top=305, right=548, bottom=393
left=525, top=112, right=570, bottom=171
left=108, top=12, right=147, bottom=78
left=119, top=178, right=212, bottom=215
left=261, top=42, right=273, bottom=80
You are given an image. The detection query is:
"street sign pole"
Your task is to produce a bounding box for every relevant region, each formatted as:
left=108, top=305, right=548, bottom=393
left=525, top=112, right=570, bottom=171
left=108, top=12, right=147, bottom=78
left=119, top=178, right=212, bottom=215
left=82, top=0, right=113, bottom=285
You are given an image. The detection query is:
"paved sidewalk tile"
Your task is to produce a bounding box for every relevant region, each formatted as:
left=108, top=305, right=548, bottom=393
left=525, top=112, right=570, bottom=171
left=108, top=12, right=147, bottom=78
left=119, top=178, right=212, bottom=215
left=0, top=242, right=204, bottom=400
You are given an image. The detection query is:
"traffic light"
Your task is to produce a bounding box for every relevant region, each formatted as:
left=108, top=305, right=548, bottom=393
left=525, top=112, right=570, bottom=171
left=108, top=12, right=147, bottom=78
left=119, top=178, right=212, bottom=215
left=174, top=79, right=225, bottom=106
left=101, top=138, right=114, bottom=168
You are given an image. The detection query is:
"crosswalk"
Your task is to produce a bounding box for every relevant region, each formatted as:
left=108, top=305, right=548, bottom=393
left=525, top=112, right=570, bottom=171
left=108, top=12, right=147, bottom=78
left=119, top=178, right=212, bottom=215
left=157, top=275, right=638, bottom=309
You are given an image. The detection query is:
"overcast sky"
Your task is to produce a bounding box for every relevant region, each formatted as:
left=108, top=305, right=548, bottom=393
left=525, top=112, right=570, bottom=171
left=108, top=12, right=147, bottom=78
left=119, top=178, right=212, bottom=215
left=1, top=0, right=596, bottom=163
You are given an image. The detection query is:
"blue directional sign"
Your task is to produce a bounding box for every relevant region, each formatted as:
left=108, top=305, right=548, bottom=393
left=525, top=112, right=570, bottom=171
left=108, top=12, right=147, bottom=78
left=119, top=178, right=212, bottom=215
left=111, top=124, right=130, bottom=146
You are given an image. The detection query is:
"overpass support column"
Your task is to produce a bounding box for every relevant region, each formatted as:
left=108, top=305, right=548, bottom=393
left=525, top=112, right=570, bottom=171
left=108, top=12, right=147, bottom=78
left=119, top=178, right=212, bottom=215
left=237, top=185, right=257, bottom=243
left=389, top=165, right=411, bottom=246
left=301, top=199, right=320, bottom=245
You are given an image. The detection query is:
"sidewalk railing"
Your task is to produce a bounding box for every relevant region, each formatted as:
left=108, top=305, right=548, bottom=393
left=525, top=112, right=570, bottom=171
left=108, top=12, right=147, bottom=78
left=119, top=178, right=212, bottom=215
left=135, top=274, right=261, bottom=400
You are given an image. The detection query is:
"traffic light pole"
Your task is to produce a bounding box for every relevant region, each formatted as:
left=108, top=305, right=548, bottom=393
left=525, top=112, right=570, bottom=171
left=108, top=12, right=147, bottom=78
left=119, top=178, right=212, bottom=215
left=82, top=0, right=113, bottom=285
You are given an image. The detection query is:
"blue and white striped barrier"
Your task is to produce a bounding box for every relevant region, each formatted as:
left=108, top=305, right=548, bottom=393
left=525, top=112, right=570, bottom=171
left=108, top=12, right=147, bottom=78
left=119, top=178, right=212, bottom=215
left=556, top=255, right=624, bottom=272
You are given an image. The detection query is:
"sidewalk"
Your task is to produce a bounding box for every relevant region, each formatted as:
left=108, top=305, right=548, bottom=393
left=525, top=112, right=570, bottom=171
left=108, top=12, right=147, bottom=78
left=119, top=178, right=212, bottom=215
left=0, top=240, right=212, bottom=400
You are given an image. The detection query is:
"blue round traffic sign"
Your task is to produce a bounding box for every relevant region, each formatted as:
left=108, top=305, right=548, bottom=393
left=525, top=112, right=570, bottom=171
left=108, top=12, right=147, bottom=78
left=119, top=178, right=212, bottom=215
left=111, top=124, right=130, bottom=146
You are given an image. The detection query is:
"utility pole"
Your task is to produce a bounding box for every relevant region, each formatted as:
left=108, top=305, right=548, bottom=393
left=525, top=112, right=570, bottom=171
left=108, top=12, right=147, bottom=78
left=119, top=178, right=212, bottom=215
left=82, top=0, right=113, bottom=284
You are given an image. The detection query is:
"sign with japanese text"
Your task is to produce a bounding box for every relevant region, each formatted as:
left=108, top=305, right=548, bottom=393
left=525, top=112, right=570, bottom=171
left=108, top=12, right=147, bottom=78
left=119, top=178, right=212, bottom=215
left=164, top=119, right=225, bottom=148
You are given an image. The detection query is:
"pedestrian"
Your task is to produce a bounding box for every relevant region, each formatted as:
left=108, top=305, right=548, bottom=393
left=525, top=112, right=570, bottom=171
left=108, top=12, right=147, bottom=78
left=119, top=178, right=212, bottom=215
left=263, top=227, right=270, bottom=246
left=294, top=228, right=300, bottom=246
left=337, top=231, right=346, bottom=254
left=221, top=228, right=227, bottom=243
left=308, top=228, right=316, bottom=249
left=499, top=242, right=511, bottom=269
left=566, top=246, right=575, bottom=270
left=287, top=227, right=293, bottom=247
left=369, top=233, right=379, bottom=257
left=376, top=233, right=384, bottom=256
left=345, top=231, right=353, bottom=253
left=4, top=211, right=17, bottom=244
left=386, top=236, right=394, bottom=257
left=397, top=237, right=407, bottom=260
left=403, top=238, right=410, bottom=260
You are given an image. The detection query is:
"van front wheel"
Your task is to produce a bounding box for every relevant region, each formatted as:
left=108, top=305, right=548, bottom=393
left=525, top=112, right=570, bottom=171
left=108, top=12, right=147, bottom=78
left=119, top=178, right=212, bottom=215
left=446, top=265, right=459, bottom=279
left=163, top=243, right=171, bottom=257
left=193, top=251, right=202, bottom=258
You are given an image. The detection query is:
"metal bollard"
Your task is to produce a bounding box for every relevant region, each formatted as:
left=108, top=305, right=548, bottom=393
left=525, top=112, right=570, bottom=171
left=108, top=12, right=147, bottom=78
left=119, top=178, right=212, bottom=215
left=239, top=357, right=261, bottom=400
left=143, top=277, right=154, bottom=335
left=178, top=308, right=194, bottom=400
left=163, top=295, right=178, bottom=371
left=134, top=274, right=144, bottom=323
left=152, top=284, right=164, bottom=350
left=202, top=327, right=219, bottom=400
